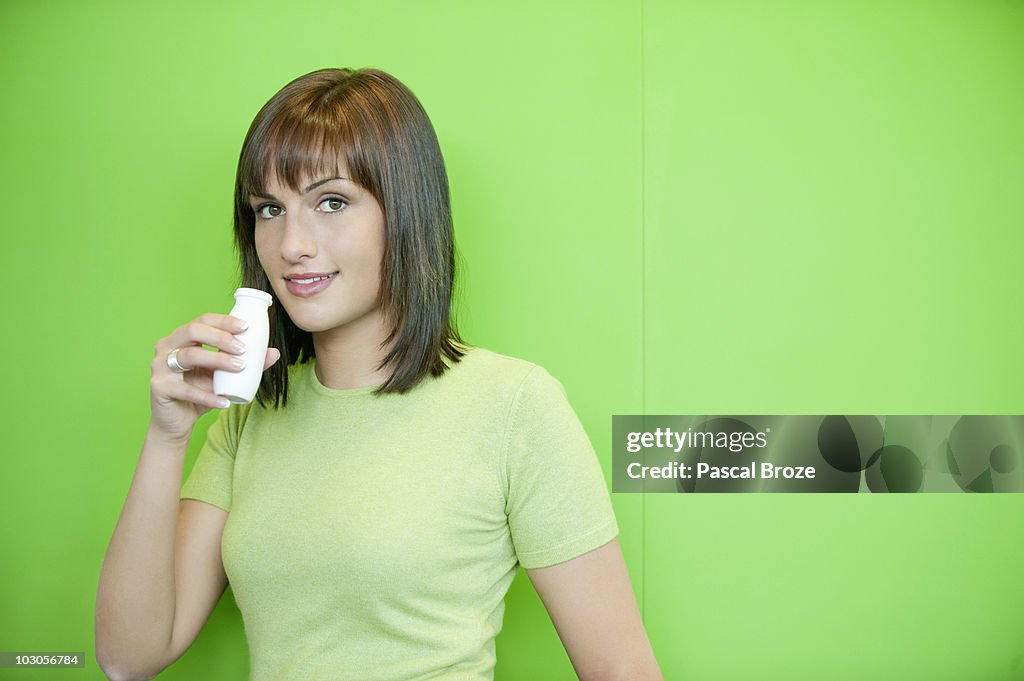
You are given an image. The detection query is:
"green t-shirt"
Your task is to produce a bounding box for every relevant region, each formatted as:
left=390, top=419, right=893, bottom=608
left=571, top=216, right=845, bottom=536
left=181, top=346, right=619, bottom=681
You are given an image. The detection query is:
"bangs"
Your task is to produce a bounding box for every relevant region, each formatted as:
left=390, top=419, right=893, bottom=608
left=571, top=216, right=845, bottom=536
left=240, top=108, right=351, bottom=201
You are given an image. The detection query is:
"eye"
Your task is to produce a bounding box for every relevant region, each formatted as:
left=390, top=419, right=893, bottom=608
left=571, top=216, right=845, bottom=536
left=319, top=196, right=348, bottom=213
left=255, top=204, right=283, bottom=220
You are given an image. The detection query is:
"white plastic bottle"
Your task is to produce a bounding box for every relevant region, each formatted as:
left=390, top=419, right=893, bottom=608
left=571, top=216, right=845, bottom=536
left=213, top=288, right=273, bottom=404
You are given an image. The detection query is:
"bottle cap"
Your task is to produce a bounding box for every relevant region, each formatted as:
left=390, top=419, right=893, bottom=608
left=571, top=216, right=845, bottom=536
left=234, top=288, right=273, bottom=306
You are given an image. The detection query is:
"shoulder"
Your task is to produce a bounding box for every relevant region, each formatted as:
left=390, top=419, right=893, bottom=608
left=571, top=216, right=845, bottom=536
left=445, top=346, right=563, bottom=397
left=438, top=347, right=572, bottom=422
left=205, top=397, right=258, bottom=456
left=452, top=346, right=538, bottom=378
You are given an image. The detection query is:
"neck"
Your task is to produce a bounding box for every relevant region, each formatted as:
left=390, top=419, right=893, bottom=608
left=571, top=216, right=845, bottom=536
left=311, top=308, right=395, bottom=390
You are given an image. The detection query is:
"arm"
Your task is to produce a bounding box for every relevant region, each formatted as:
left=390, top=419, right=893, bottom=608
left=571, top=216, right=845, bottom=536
left=526, top=538, right=664, bottom=681
left=95, top=430, right=230, bottom=681
left=96, top=315, right=268, bottom=681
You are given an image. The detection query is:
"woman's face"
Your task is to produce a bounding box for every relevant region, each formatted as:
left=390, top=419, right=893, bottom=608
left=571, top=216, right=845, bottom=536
left=250, top=163, right=387, bottom=339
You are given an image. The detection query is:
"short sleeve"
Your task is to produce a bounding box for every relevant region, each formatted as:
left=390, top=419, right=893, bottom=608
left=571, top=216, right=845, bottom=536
left=500, top=365, right=619, bottom=569
left=180, top=403, right=251, bottom=512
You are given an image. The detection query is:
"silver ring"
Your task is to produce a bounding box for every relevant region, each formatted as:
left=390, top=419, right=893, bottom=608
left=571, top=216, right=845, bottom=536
left=167, top=348, right=188, bottom=373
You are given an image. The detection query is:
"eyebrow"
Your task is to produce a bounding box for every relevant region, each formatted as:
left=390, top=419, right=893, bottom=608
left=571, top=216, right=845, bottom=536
left=249, top=176, right=350, bottom=201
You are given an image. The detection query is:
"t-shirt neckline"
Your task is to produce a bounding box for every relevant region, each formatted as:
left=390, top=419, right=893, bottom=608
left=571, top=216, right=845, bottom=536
left=303, top=346, right=478, bottom=398
left=306, top=357, right=386, bottom=397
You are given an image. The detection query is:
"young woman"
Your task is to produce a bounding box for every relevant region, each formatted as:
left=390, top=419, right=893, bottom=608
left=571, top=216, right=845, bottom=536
left=96, top=67, right=662, bottom=681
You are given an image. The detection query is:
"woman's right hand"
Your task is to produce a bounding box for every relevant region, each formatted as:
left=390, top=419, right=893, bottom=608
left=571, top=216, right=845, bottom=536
left=149, top=313, right=281, bottom=443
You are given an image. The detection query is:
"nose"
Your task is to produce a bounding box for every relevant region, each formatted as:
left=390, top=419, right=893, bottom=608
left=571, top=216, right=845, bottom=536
left=280, top=211, right=318, bottom=262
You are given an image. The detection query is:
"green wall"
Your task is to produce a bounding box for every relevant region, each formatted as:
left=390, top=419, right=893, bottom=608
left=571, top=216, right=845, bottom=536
left=1, top=1, right=1021, bottom=679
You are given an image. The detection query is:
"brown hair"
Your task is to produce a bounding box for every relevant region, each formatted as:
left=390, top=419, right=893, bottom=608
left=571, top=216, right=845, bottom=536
left=232, top=67, right=466, bottom=408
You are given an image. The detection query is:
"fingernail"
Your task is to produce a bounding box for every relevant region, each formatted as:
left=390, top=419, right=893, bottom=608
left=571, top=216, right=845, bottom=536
left=231, top=357, right=246, bottom=369
left=236, top=319, right=249, bottom=331
left=219, top=398, right=231, bottom=408
left=232, top=339, right=247, bottom=353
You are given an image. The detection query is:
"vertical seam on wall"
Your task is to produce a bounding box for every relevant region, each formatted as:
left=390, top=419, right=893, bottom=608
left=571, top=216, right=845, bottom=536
left=640, top=0, right=647, bottom=625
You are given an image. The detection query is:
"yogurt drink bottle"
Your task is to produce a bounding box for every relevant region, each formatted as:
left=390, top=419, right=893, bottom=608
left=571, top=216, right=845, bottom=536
left=213, top=288, right=272, bottom=404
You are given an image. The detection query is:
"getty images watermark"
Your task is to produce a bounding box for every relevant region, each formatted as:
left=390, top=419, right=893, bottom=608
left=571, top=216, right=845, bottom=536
left=612, top=415, right=1024, bottom=493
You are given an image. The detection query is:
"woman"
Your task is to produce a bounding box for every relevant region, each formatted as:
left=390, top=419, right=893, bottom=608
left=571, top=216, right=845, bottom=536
left=96, top=67, right=662, bottom=681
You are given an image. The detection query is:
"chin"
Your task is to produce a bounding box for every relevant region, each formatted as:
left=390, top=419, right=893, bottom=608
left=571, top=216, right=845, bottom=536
left=283, top=309, right=364, bottom=335
left=283, top=313, right=336, bottom=334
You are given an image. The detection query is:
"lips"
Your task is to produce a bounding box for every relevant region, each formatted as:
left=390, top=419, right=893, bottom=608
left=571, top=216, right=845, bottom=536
left=284, top=271, right=338, bottom=298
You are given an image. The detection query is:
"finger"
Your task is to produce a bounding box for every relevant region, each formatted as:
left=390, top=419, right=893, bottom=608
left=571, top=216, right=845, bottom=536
left=157, top=315, right=249, bottom=356
left=263, top=348, right=281, bottom=371
left=154, top=375, right=232, bottom=410
left=197, top=312, right=251, bottom=333
left=154, top=345, right=247, bottom=375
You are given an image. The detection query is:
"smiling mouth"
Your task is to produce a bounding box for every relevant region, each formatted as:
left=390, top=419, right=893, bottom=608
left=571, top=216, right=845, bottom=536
left=287, top=273, right=336, bottom=284
left=282, top=272, right=339, bottom=299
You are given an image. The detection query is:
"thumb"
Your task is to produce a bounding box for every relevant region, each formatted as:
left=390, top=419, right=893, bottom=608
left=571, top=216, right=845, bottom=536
left=263, top=347, right=282, bottom=371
